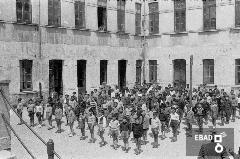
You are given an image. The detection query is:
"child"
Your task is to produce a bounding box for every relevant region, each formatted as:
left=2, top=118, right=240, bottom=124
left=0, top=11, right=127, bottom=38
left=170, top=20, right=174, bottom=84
left=169, top=107, right=180, bottom=142
left=16, top=98, right=23, bottom=125
left=87, top=111, right=96, bottom=143
left=27, top=99, right=35, bottom=127
left=109, top=116, right=120, bottom=150
left=151, top=111, right=160, bottom=148
left=68, top=106, right=75, bottom=137
left=186, top=105, right=194, bottom=137
left=55, top=104, right=63, bottom=133
left=210, top=100, right=218, bottom=129
left=120, top=117, right=131, bottom=152
left=78, top=112, right=85, bottom=140
left=45, top=102, right=53, bottom=130
left=142, top=110, right=150, bottom=145
left=231, top=96, right=238, bottom=122
left=36, top=101, right=43, bottom=128
left=159, top=108, right=167, bottom=139
left=132, top=118, right=143, bottom=155
left=97, top=111, right=107, bottom=146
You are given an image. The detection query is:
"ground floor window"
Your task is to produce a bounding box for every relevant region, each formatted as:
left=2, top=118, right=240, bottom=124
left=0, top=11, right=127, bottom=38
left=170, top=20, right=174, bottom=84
left=236, top=59, right=240, bottom=85
left=20, top=59, right=33, bottom=91
left=203, top=59, right=214, bottom=84
left=136, top=60, right=142, bottom=85
left=149, top=60, right=157, bottom=83
left=100, top=60, right=107, bottom=85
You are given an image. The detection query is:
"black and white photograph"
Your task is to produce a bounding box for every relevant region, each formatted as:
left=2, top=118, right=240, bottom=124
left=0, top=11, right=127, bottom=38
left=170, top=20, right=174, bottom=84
left=0, top=0, right=240, bottom=158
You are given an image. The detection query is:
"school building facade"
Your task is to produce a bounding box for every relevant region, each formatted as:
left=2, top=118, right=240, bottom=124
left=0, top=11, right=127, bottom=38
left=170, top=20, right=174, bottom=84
left=0, top=0, right=240, bottom=100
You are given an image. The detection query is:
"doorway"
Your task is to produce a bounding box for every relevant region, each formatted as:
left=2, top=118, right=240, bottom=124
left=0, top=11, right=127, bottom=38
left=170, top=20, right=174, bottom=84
left=49, top=60, right=63, bottom=96
left=100, top=60, right=108, bottom=85
left=118, top=60, right=127, bottom=90
left=77, top=60, right=86, bottom=95
left=173, top=59, right=186, bottom=89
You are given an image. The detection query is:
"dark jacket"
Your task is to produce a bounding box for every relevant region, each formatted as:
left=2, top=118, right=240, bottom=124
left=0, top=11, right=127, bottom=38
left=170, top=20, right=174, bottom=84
left=132, top=123, right=143, bottom=138
left=120, top=122, right=131, bottom=132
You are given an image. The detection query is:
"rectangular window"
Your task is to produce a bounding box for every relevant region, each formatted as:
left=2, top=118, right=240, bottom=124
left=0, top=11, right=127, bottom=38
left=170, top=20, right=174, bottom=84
left=135, top=3, right=141, bottom=35
left=75, top=0, right=85, bottom=29
left=236, top=0, right=240, bottom=27
left=174, top=0, right=186, bottom=32
left=149, top=2, right=159, bottom=34
left=203, top=59, right=214, bottom=84
left=100, top=60, right=108, bottom=85
left=20, top=60, right=33, bottom=91
left=48, top=0, right=61, bottom=26
left=16, top=0, right=32, bottom=23
left=149, top=60, right=157, bottom=83
left=203, top=0, right=216, bottom=30
left=98, top=0, right=107, bottom=31
left=236, top=59, right=240, bottom=85
left=136, top=60, right=142, bottom=84
left=117, top=0, right=125, bottom=32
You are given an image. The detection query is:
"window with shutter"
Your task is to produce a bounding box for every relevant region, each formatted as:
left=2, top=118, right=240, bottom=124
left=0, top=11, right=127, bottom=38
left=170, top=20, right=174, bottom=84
left=149, top=2, right=159, bottom=34
left=117, top=0, right=125, bottom=32
left=236, top=0, right=240, bottom=27
left=174, top=0, right=186, bottom=32
left=203, top=59, right=214, bottom=84
left=203, top=0, right=216, bottom=30
left=235, top=59, right=240, bottom=85
left=48, top=0, right=61, bottom=26
left=75, top=0, right=85, bottom=29
left=136, top=60, right=142, bottom=84
left=20, top=60, right=33, bottom=92
left=135, top=3, right=141, bottom=35
left=149, top=60, right=157, bottom=83
left=16, top=0, right=32, bottom=23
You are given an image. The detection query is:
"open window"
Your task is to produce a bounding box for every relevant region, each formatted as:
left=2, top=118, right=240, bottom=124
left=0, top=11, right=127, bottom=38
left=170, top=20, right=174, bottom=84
left=98, top=0, right=107, bottom=31
left=20, top=60, right=33, bottom=91
left=16, top=0, right=32, bottom=23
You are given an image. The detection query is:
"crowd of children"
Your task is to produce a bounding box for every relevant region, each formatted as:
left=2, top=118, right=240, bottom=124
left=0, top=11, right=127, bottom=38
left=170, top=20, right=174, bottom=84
left=15, top=83, right=240, bottom=155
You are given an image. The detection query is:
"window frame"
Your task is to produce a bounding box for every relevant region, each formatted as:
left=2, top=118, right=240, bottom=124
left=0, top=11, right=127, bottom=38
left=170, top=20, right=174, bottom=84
left=16, top=0, right=32, bottom=23
left=20, top=60, right=33, bottom=92
left=100, top=60, right=108, bottom=85
left=75, top=0, right=86, bottom=29
left=48, top=0, right=61, bottom=27
left=174, top=0, right=186, bottom=33
left=136, top=60, right=142, bottom=85
left=203, top=0, right=216, bottom=30
left=149, top=60, right=157, bottom=83
left=236, top=0, right=240, bottom=27
left=148, top=2, right=159, bottom=34
left=97, top=0, right=107, bottom=31
left=117, top=0, right=126, bottom=32
left=235, top=59, right=240, bottom=85
left=135, top=3, right=141, bottom=35
left=203, top=59, right=214, bottom=85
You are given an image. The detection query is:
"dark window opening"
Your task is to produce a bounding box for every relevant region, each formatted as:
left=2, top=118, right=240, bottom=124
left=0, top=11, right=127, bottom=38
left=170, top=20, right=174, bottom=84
left=77, top=60, right=86, bottom=94
left=136, top=60, right=142, bottom=85
left=49, top=60, right=63, bottom=96
left=117, top=0, right=126, bottom=32
left=236, top=0, right=240, bottom=27
left=16, top=0, right=32, bottom=23
left=174, top=0, right=186, bottom=32
left=135, top=3, right=141, bottom=35
left=203, top=0, right=216, bottom=30
left=203, top=59, right=214, bottom=84
left=235, top=59, right=240, bottom=85
left=20, top=60, right=33, bottom=91
left=75, top=0, right=85, bottom=29
left=100, top=60, right=108, bottom=85
left=149, top=2, right=159, bottom=34
left=118, top=60, right=127, bottom=90
left=173, top=59, right=186, bottom=89
left=48, top=0, right=61, bottom=26
left=149, top=60, right=157, bottom=83
left=98, top=0, right=107, bottom=31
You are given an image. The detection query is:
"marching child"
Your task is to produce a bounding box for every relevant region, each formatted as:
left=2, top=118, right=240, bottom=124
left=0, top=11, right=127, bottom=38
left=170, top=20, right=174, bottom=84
left=109, top=116, right=120, bottom=150
left=79, top=112, right=86, bottom=140
left=97, top=111, right=107, bottom=146
left=120, top=117, right=131, bottom=152
left=151, top=111, right=160, bottom=148
left=68, top=106, right=75, bottom=137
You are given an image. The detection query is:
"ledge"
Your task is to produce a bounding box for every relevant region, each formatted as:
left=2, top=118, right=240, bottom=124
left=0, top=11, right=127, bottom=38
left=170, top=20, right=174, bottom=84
left=71, top=27, right=90, bottom=31
left=162, top=31, right=188, bottom=35
left=13, top=90, right=38, bottom=95
left=198, top=29, right=220, bottom=33
left=0, top=80, right=10, bottom=84
left=95, top=30, right=110, bottom=33
left=116, top=31, right=130, bottom=35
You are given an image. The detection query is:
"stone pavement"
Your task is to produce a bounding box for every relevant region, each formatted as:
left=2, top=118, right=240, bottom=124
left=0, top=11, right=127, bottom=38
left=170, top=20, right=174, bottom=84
left=10, top=108, right=240, bottom=159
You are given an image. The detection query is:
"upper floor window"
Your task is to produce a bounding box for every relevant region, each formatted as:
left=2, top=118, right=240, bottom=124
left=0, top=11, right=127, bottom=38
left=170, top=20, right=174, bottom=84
left=135, top=3, right=141, bottom=35
left=149, top=2, right=159, bottom=34
left=98, top=0, right=107, bottom=31
left=117, top=0, right=126, bottom=32
left=75, top=0, right=85, bottom=29
left=203, top=0, right=216, bottom=30
left=174, top=0, right=186, bottom=32
left=236, top=59, right=240, bottom=85
left=16, top=0, right=32, bottom=23
left=203, top=59, right=214, bottom=84
left=236, top=0, right=240, bottom=27
left=48, top=0, right=61, bottom=26
left=20, top=60, right=33, bottom=91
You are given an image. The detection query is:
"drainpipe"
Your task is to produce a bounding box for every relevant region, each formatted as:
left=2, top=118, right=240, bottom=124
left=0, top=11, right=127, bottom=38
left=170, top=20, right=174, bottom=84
left=142, top=0, right=147, bottom=84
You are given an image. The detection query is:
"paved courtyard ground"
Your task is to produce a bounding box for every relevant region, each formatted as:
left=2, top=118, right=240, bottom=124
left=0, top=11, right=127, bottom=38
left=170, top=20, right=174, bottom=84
left=10, top=108, right=240, bottom=159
